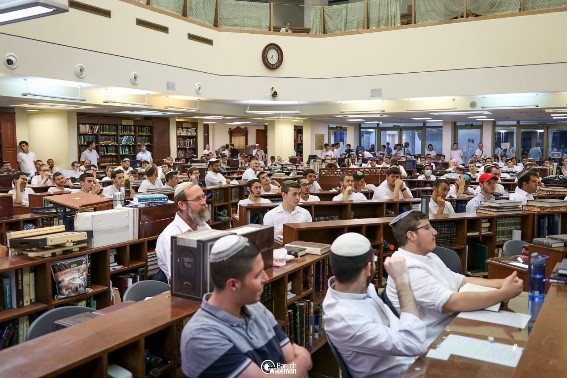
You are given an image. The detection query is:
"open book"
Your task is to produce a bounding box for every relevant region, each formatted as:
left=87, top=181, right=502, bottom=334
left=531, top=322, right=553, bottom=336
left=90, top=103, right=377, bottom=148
left=458, top=282, right=500, bottom=312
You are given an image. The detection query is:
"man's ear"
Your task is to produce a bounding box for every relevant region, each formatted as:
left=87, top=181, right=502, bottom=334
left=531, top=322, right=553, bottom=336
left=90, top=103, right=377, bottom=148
left=226, top=278, right=239, bottom=292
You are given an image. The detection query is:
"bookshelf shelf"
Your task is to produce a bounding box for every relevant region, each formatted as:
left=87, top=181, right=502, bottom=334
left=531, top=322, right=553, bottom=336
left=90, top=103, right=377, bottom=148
left=0, top=302, right=48, bottom=324
left=51, top=284, right=108, bottom=307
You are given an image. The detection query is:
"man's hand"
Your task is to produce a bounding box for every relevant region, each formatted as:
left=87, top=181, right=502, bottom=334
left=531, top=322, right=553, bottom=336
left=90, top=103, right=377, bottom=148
left=500, top=271, right=523, bottom=298
left=394, top=179, right=404, bottom=189
left=292, top=343, right=313, bottom=374
left=384, top=255, right=410, bottom=284
left=455, top=176, right=465, bottom=189
left=343, top=185, right=353, bottom=195
left=92, top=182, right=102, bottom=195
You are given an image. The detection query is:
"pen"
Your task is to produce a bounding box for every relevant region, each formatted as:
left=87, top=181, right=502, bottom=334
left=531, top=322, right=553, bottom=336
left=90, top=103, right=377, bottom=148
left=543, top=279, right=567, bottom=285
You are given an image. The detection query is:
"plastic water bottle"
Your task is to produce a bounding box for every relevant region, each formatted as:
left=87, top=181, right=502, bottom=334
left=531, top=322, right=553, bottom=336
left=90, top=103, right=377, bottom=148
left=528, top=252, right=548, bottom=332
left=421, top=195, right=431, bottom=217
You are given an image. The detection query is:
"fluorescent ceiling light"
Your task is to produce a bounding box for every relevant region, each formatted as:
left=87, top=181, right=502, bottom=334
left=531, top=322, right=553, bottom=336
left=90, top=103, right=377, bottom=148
left=339, top=109, right=385, bottom=114
left=200, top=116, right=225, bottom=120
left=103, top=100, right=151, bottom=108
left=430, top=111, right=492, bottom=115
left=480, top=105, right=539, bottom=109
left=0, top=0, right=68, bottom=26
left=21, top=92, right=86, bottom=102
left=551, top=116, right=567, bottom=120
left=226, top=121, right=251, bottom=125
left=346, top=119, right=365, bottom=122
left=245, top=104, right=300, bottom=115
left=246, top=100, right=302, bottom=105
left=406, top=107, right=457, bottom=112
left=552, top=114, right=567, bottom=117
left=411, top=117, right=432, bottom=120
left=545, top=109, right=567, bottom=113
left=483, top=118, right=495, bottom=121
left=164, top=101, right=200, bottom=113
left=115, top=110, right=179, bottom=116
left=426, top=119, right=443, bottom=122
left=338, top=113, right=387, bottom=118
left=468, top=116, right=487, bottom=119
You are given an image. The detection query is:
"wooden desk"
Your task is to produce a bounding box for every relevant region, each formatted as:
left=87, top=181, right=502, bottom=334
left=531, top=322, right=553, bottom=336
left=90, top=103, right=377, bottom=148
left=487, top=258, right=529, bottom=291
left=405, top=315, right=528, bottom=377
left=29, top=185, right=51, bottom=193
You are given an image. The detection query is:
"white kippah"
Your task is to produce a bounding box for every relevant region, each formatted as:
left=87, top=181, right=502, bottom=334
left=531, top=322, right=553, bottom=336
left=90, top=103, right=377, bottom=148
left=331, top=233, right=371, bottom=257
left=174, top=181, right=193, bottom=198
left=210, top=235, right=248, bottom=262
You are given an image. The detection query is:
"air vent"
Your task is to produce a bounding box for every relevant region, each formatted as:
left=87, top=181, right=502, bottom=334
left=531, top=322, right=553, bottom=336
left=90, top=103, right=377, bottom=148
left=136, top=18, right=169, bottom=34
left=187, top=33, right=213, bottom=46
left=69, top=1, right=111, bottom=18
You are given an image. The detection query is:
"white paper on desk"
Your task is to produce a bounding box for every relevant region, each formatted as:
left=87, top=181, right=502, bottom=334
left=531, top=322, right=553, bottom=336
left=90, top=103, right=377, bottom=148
left=508, top=261, right=528, bottom=269
left=459, top=283, right=500, bottom=311
left=457, top=310, right=531, bottom=329
left=426, top=334, right=523, bottom=368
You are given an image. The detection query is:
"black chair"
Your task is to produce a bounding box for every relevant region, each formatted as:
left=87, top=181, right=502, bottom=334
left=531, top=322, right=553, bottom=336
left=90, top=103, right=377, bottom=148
left=432, top=246, right=462, bottom=274
left=380, top=288, right=400, bottom=318
left=327, top=337, right=352, bottom=378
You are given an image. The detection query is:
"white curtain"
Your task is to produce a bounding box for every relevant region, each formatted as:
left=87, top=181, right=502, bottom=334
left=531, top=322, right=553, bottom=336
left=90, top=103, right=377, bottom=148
left=368, top=0, right=401, bottom=28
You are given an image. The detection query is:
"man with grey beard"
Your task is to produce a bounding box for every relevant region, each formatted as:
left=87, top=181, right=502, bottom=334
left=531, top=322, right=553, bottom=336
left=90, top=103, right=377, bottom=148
left=154, top=182, right=212, bottom=283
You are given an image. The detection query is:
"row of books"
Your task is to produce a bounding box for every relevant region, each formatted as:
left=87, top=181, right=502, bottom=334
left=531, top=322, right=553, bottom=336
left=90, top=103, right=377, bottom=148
left=1, top=268, right=36, bottom=311
left=434, top=221, right=458, bottom=246
left=260, top=283, right=275, bottom=313
left=0, top=316, right=30, bottom=350
left=314, top=260, right=330, bottom=293
left=177, top=140, right=197, bottom=148
left=119, top=125, right=136, bottom=134
left=537, top=214, right=561, bottom=238
left=496, top=217, right=522, bottom=244
left=109, top=249, right=124, bottom=271
left=147, top=250, right=159, bottom=279
left=78, top=123, right=101, bottom=134
left=532, top=234, right=567, bottom=248
left=285, top=300, right=324, bottom=351
left=524, top=199, right=567, bottom=213
left=177, top=128, right=197, bottom=136
left=78, top=134, right=96, bottom=144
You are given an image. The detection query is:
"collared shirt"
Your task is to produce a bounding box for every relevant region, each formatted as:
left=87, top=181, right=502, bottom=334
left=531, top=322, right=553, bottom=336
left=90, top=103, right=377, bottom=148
left=47, top=187, right=68, bottom=194
left=262, top=204, right=312, bottom=237
left=332, top=192, right=367, bottom=201
left=466, top=192, right=495, bottom=213
left=181, top=294, right=289, bottom=378
left=309, top=181, right=321, bottom=192
left=509, top=187, right=534, bottom=205
left=386, top=248, right=465, bottom=346
left=323, top=277, right=427, bottom=378
left=429, top=199, right=455, bottom=215
left=136, top=150, right=153, bottom=163
left=8, top=187, right=35, bottom=207
left=299, top=194, right=320, bottom=203
left=101, top=185, right=125, bottom=199
left=205, top=171, right=227, bottom=186
left=137, top=178, right=163, bottom=193
left=17, top=151, right=36, bottom=175
left=30, top=176, right=53, bottom=186
left=155, top=213, right=211, bottom=279
left=241, top=168, right=258, bottom=180
left=449, top=149, right=464, bottom=164
left=80, top=148, right=100, bottom=167
left=473, top=183, right=505, bottom=195
left=372, top=180, right=413, bottom=200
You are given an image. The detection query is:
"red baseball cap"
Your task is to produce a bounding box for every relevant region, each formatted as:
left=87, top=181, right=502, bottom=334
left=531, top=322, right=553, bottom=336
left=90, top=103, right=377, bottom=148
left=478, top=173, right=498, bottom=183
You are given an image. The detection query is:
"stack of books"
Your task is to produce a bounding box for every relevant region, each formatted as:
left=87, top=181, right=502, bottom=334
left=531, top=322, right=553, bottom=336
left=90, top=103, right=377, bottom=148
left=550, top=258, right=567, bottom=283
left=285, top=241, right=331, bottom=255
left=524, top=199, right=567, bottom=213
left=532, top=237, right=565, bottom=248
left=477, top=200, right=523, bottom=215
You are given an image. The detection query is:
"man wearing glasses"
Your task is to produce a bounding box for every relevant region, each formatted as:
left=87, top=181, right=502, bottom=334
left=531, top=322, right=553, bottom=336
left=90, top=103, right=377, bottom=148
left=155, top=182, right=211, bottom=283
left=31, top=164, right=53, bottom=186
left=386, top=210, right=523, bottom=346
left=298, top=178, right=320, bottom=202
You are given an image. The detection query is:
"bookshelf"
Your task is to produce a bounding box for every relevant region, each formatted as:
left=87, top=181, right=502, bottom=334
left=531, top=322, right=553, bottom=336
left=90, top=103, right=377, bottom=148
left=77, top=115, right=169, bottom=168
left=176, top=121, right=198, bottom=159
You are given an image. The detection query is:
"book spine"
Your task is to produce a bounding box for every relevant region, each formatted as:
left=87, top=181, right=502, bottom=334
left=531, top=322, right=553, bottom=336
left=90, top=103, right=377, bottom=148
left=2, top=277, right=11, bottom=309
left=15, top=269, right=24, bottom=308
left=29, top=270, right=36, bottom=304
left=22, top=268, right=30, bottom=307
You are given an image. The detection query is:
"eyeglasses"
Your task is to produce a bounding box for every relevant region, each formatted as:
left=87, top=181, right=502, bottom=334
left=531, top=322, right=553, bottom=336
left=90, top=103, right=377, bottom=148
left=185, top=195, right=207, bottom=203
left=415, top=223, right=433, bottom=231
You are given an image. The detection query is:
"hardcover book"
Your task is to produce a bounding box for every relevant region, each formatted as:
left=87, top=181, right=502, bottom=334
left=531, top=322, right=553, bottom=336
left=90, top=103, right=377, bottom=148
left=532, top=237, right=565, bottom=248
left=285, top=241, right=331, bottom=255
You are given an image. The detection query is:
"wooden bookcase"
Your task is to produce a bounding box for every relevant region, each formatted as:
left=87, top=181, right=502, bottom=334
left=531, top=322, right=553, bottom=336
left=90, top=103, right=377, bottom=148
left=176, top=121, right=198, bottom=159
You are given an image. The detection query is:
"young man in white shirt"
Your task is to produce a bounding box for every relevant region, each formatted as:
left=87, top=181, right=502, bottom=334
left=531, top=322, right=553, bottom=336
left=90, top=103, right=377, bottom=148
left=101, top=169, right=125, bottom=199
left=31, top=164, right=53, bottom=186
left=417, top=164, right=435, bottom=181
left=303, top=169, right=321, bottom=192
left=80, top=141, right=100, bottom=168
left=263, top=181, right=312, bottom=241
left=241, top=159, right=261, bottom=180
left=16, top=141, right=36, bottom=177
left=429, top=179, right=455, bottom=215
left=372, top=166, right=413, bottom=200
left=47, top=172, right=71, bottom=193
left=447, top=174, right=475, bottom=197
left=449, top=143, right=464, bottom=165
left=298, top=178, right=320, bottom=202
left=115, top=158, right=133, bottom=174
left=466, top=173, right=498, bottom=213
left=205, top=159, right=227, bottom=186
left=9, top=171, right=35, bottom=206
left=137, top=164, right=164, bottom=193
left=46, top=159, right=60, bottom=174
left=238, top=178, right=272, bottom=212
left=323, top=233, right=427, bottom=377
left=78, top=173, right=103, bottom=195
left=387, top=210, right=523, bottom=346
left=258, top=171, right=279, bottom=194
left=332, top=173, right=367, bottom=201
left=474, top=142, right=487, bottom=159
left=136, top=143, right=153, bottom=164
left=509, top=169, right=539, bottom=205
left=163, top=171, right=179, bottom=190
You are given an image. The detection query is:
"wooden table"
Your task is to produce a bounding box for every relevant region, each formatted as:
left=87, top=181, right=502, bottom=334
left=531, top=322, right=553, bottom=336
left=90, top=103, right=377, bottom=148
left=487, top=258, right=529, bottom=291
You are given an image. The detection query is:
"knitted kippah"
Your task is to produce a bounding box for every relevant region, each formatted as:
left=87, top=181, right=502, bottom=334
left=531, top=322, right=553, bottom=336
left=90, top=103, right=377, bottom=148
left=210, top=235, right=248, bottom=262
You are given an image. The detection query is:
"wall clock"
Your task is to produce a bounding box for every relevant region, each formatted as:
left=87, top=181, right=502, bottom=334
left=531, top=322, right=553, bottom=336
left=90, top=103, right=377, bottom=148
left=262, top=43, right=283, bottom=69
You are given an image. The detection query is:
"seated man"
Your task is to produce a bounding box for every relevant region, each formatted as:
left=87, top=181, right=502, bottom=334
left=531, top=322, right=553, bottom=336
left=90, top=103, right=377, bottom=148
left=258, top=171, right=279, bottom=194
left=509, top=169, right=539, bottom=205
left=205, top=159, right=227, bottom=186
left=353, top=171, right=376, bottom=191
left=242, top=159, right=261, bottom=180
left=101, top=169, right=125, bottom=199
left=386, top=210, right=523, bottom=346
left=100, top=166, right=114, bottom=183
left=163, top=170, right=179, bottom=190
left=9, top=171, right=34, bottom=206
left=323, top=233, right=427, bottom=377
left=372, top=167, right=413, bottom=200
left=155, top=182, right=211, bottom=283
left=263, top=181, right=312, bottom=241
left=187, top=167, right=201, bottom=185
left=115, top=158, right=133, bottom=174
left=303, top=169, right=321, bottom=192
left=467, top=162, right=480, bottom=180
left=332, top=173, right=367, bottom=201
left=429, top=179, right=455, bottom=215
left=417, top=164, right=434, bottom=181
left=298, top=177, right=320, bottom=203
left=447, top=174, right=475, bottom=197
left=442, top=164, right=465, bottom=180
left=237, top=179, right=272, bottom=216
left=77, top=172, right=103, bottom=195
left=31, top=164, right=53, bottom=186
left=181, top=235, right=312, bottom=377
left=46, top=158, right=60, bottom=174
left=474, top=165, right=505, bottom=195
left=466, top=173, right=498, bottom=213
left=137, top=164, right=164, bottom=193
left=47, top=172, right=71, bottom=193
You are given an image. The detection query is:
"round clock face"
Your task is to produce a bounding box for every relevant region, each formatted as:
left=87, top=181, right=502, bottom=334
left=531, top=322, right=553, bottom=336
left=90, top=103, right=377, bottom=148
left=262, top=43, right=283, bottom=69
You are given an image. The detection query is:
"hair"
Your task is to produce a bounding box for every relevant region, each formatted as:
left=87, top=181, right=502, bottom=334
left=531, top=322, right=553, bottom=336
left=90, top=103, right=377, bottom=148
left=246, top=178, right=260, bottom=189
left=87, top=141, right=95, bottom=147
left=71, top=161, right=79, bottom=167
left=281, top=181, right=300, bottom=194
left=432, top=178, right=449, bottom=189
left=484, top=164, right=497, bottom=174
left=386, top=166, right=401, bottom=176
left=257, top=171, right=268, bottom=180
left=188, top=167, right=199, bottom=175
left=79, top=173, right=94, bottom=182
left=330, top=249, right=374, bottom=285
left=165, top=171, right=178, bottom=181
left=52, top=172, right=63, bottom=180
left=340, top=173, right=353, bottom=182
left=111, top=169, right=124, bottom=180
left=517, top=169, right=539, bottom=187
left=391, top=211, right=428, bottom=246
left=210, top=240, right=260, bottom=290
left=18, top=141, right=28, bottom=147
left=303, top=168, right=316, bottom=177
left=145, top=164, right=158, bottom=177
left=12, top=171, right=26, bottom=181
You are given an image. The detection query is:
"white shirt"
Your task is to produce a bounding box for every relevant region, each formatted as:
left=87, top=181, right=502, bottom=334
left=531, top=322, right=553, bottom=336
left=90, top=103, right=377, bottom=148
left=372, top=180, right=413, bottom=200
left=261, top=184, right=278, bottom=194
left=241, top=168, right=258, bottom=180
left=449, top=149, right=464, bottom=164
left=136, top=150, right=153, bottom=163
left=8, top=187, right=35, bottom=207
left=474, top=148, right=487, bottom=158
left=332, top=192, right=367, bottom=201
left=426, top=150, right=437, bottom=157
left=156, top=213, right=211, bottom=280
left=473, top=183, right=505, bottom=195
left=466, top=192, right=495, bottom=213
left=30, top=176, right=53, bottom=186
left=417, top=175, right=434, bottom=181
left=309, top=181, right=322, bottom=192
left=101, top=185, right=125, bottom=199
left=299, top=194, right=320, bottom=203
left=322, top=149, right=333, bottom=158
left=429, top=199, right=455, bottom=215
left=447, top=184, right=474, bottom=197
left=47, top=187, right=68, bottom=194
left=137, top=178, right=163, bottom=193
left=386, top=248, right=465, bottom=346
left=236, top=198, right=272, bottom=220
left=262, top=204, right=312, bottom=238
left=508, top=187, right=534, bottom=205
left=80, top=148, right=100, bottom=167
left=17, top=151, right=36, bottom=174
left=323, top=277, right=426, bottom=378
left=205, top=171, right=227, bottom=186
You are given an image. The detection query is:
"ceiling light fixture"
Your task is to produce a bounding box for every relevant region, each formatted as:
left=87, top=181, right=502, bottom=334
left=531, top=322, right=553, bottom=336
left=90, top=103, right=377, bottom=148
left=164, top=100, right=200, bottom=112
left=103, top=93, right=151, bottom=108
left=480, top=105, right=539, bottom=109
left=245, top=103, right=300, bottom=115
left=406, top=107, right=457, bottom=112
left=430, top=111, right=492, bottom=115
left=0, top=0, right=68, bottom=26
left=21, top=92, right=86, bottom=102
left=338, top=109, right=385, bottom=114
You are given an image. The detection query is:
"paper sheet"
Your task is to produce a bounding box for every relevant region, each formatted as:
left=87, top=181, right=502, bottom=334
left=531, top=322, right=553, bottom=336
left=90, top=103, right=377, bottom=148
left=457, top=310, right=531, bottom=329
left=426, top=334, right=523, bottom=367
left=458, top=283, right=500, bottom=311
left=508, top=261, right=528, bottom=269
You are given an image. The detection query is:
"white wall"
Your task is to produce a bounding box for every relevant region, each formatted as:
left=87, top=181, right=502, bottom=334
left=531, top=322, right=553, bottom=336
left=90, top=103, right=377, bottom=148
left=27, top=111, right=76, bottom=169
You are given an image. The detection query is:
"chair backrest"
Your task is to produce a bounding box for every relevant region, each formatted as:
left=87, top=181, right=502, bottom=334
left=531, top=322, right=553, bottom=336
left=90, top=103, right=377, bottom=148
left=502, top=240, right=529, bottom=257
left=326, top=337, right=352, bottom=378
left=123, top=280, right=170, bottom=302
left=380, top=288, right=400, bottom=318
left=432, top=246, right=462, bottom=274
left=27, top=306, right=95, bottom=341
